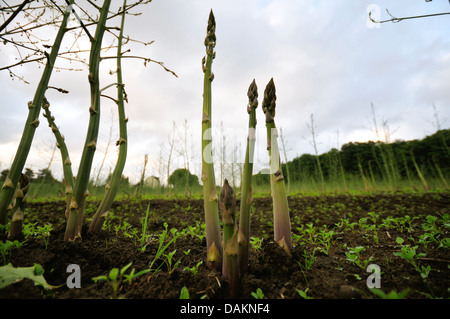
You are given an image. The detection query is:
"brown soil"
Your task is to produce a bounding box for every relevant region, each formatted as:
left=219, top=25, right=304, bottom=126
left=0, top=192, right=449, bottom=300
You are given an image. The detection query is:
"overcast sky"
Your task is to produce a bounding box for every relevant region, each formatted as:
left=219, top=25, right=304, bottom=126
left=0, top=0, right=449, bottom=184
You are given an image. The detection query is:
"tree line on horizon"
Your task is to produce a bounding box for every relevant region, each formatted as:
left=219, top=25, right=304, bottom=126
left=255, top=128, right=449, bottom=190
left=1, top=128, right=448, bottom=193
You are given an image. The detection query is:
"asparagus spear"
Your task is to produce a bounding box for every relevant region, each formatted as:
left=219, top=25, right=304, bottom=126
left=201, top=10, right=222, bottom=270
left=238, top=79, right=258, bottom=273
left=262, top=78, right=292, bottom=255
left=219, top=179, right=239, bottom=297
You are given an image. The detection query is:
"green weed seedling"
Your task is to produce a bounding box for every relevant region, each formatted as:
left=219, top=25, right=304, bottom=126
left=184, top=261, right=203, bottom=277
left=249, top=236, right=263, bottom=252
left=251, top=288, right=264, bottom=299
left=399, top=215, right=416, bottom=233
left=316, top=227, right=336, bottom=255
left=138, top=204, right=152, bottom=252
left=367, top=225, right=379, bottom=244
left=180, top=286, right=190, bottom=299
left=123, top=267, right=151, bottom=286
left=291, top=231, right=302, bottom=246
left=297, top=287, right=312, bottom=299
left=393, top=237, right=430, bottom=279
left=345, top=246, right=374, bottom=270
left=367, top=212, right=379, bottom=224
left=380, top=216, right=416, bottom=234
left=163, top=250, right=181, bottom=274
left=297, top=248, right=316, bottom=271
left=92, top=262, right=150, bottom=299
left=419, top=265, right=432, bottom=279
left=101, top=210, right=117, bottom=233
left=438, top=238, right=450, bottom=250
left=357, top=218, right=379, bottom=245
left=121, top=221, right=139, bottom=245
left=185, top=223, right=206, bottom=243
left=22, top=222, right=53, bottom=249
left=442, top=213, right=450, bottom=228
left=149, top=222, right=183, bottom=271
left=22, top=222, right=37, bottom=238
left=37, top=224, right=53, bottom=249
left=0, top=240, right=23, bottom=265
left=337, top=218, right=358, bottom=232
left=294, top=223, right=325, bottom=247
left=119, top=206, right=152, bottom=252
left=379, top=216, right=395, bottom=231
left=370, top=288, right=410, bottom=299
left=393, top=237, right=421, bottom=263
left=305, top=223, right=317, bottom=244
left=419, top=214, right=449, bottom=250
left=113, top=224, right=122, bottom=237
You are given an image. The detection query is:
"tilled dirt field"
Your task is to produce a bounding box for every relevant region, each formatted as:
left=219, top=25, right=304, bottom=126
left=0, top=191, right=449, bottom=300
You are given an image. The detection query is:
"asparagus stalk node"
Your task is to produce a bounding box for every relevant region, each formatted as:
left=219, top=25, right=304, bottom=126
left=219, top=179, right=239, bottom=298
left=8, top=174, right=30, bottom=239
left=238, top=79, right=258, bottom=273
left=262, top=78, right=292, bottom=255
left=201, top=10, right=222, bottom=271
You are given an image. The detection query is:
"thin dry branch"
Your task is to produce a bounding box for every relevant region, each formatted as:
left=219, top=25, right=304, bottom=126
left=101, top=54, right=178, bottom=77
left=369, top=8, right=450, bottom=24
left=0, top=0, right=32, bottom=33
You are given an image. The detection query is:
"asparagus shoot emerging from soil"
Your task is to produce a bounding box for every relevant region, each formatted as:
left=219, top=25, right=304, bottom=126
left=0, top=0, right=74, bottom=225
left=219, top=179, right=239, bottom=298
left=238, top=79, right=258, bottom=273
left=8, top=174, right=30, bottom=239
left=201, top=10, right=222, bottom=270
left=262, top=78, right=292, bottom=255
left=89, top=0, right=128, bottom=234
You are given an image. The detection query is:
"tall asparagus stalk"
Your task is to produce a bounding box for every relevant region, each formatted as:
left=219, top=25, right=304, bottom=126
left=201, top=10, right=222, bottom=271
left=42, top=97, right=75, bottom=219
left=238, top=79, right=258, bottom=273
left=89, top=0, right=128, bottom=233
left=0, top=0, right=74, bottom=225
left=65, top=0, right=112, bottom=241
left=262, top=78, right=292, bottom=255
left=219, top=179, right=239, bottom=297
